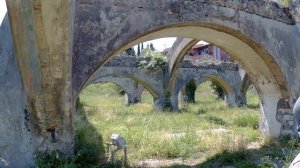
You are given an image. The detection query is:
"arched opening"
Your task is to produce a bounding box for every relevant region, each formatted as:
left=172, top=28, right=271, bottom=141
left=72, top=5, right=294, bottom=164
left=179, top=80, right=227, bottom=111
left=177, top=74, right=236, bottom=110
left=87, top=74, right=159, bottom=100
left=140, top=89, right=154, bottom=105
left=74, top=77, right=161, bottom=166
left=73, top=32, right=292, bottom=166
left=78, top=25, right=289, bottom=138
left=79, top=82, right=129, bottom=108
left=246, top=85, right=260, bottom=109
left=79, top=25, right=289, bottom=100
left=87, top=76, right=145, bottom=106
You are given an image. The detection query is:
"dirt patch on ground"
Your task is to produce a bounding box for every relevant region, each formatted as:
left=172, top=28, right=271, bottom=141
left=136, top=158, right=202, bottom=168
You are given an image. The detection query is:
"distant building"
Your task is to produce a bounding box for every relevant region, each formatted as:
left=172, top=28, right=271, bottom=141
left=187, top=44, right=231, bottom=62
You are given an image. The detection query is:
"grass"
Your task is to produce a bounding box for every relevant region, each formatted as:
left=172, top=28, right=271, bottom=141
left=36, top=82, right=300, bottom=167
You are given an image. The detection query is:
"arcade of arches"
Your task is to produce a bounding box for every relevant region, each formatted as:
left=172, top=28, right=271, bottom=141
left=1, top=0, right=300, bottom=167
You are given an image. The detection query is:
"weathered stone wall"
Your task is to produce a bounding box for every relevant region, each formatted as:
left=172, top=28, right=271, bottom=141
left=103, top=55, right=239, bottom=70
left=0, top=16, right=35, bottom=168
left=3, top=0, right=300, bottom=166
left=73, top=0, right=298, bottom=98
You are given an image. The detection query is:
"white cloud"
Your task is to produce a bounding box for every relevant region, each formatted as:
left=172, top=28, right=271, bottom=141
left=133, top=37, right=177, bottom=53
left=0, top=0, right=7, bottom=25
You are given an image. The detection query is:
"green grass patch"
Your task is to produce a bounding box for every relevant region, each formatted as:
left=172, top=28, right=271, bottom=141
left=36, top=82, right=299, bottom=167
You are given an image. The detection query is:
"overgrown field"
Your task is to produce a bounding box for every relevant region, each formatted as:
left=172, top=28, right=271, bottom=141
left=71, top=82, right=299, bottom=167
left=36, top=82, right=299, bottom=168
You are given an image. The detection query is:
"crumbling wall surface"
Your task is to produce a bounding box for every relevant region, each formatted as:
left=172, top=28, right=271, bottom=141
left=0, top=16, right=35, bottom=168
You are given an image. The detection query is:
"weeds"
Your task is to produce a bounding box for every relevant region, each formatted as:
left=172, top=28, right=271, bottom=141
left=36, top=82, right=298, bottom=167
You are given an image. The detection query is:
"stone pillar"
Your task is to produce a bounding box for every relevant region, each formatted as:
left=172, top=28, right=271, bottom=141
left=6, top=0, right=76, bottom=156
left=260, top=98, right=295, bottom=138
left=237, top=93, right=247, bottom=107
left=293, top=97, right=300, bottom=137
left=154, top=97, right=172, bottom=111
left=125, top=82, right=143, bottom=105
left=276, top=99, right=295, bottom=137
left=0, top=16, right=35, bottom=168
left=125, top=93, right=141, bottom=105
left=179, top=90, right=188, bottom=103
left=224, top=92, right=237, bottom=107
left=170, top=94, right=179, bottom=112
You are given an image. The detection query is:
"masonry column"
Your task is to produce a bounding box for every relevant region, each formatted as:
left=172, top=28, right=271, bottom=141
left=224, top=92, right=237, bottom=107
left=293, top=97, right=300, bottom=137
left=6, top=0, right=76, bottom=154
left=170, top=94, right=179, bottom=112
left=154, top=96, right=172, bottom=111
left=125, top=93, right=141, bottom=105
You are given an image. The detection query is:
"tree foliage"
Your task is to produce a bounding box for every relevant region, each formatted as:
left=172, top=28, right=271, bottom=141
left=150, top=43, right=155, bottom=51
left=125, top=47, right=136, bottom=56
left=279, top=0, right=293, bottom=6
left=138, top=48, right=168, bottom=70
left=210, top=81, right=224, bottom=99
left=185, top=79, right=197, bottom=103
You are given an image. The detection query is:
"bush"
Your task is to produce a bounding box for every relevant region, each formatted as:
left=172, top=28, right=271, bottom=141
left=185, top=79, right=197, bottom=103
left=35, top=151, right=76, bottom=168
left=35, top=130, right=105, bottom=168
left=138, top=48, right=168, bottom=70
left=210, top=81, right=224, bottom=99
left=74, top=130, right=104, bottom=166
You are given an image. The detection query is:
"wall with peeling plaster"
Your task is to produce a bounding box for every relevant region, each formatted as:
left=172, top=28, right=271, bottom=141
left=0, top=16, right=35, bottom=168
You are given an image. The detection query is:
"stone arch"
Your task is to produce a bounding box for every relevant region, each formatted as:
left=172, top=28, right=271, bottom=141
left=4, top=0, right=300, bottom=165
left=178, top=78, right=208, bottom=105
left=166, top=38, right=199, bottom=90
left=239, top=74, right=255, bottom=106
left=172, top=71, right=238, bottom=111
left=89, top=74, right=159, bottom=99
left=203, top=74, right=236, bottom=107
left=73, top=0, right=298, bottom=138
left=89, top=76, right=144, bottom=105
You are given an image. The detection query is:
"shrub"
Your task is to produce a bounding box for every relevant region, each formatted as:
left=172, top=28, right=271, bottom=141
left=138, top=48, right=168, bottom=70
left=185, top=79, right=197, bottom=103
left=210, top=81, right=224, bottom=99
left=279, top=0, right=293, bottom=6
left=35, top=151, right=76, bottom=168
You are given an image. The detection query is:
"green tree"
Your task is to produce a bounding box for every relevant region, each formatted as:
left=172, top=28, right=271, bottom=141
left=125, top=47, right=135, bottom=56
left=150, top=43, right=155, bottom=51
left=185, top=79, right=197, bottom=103
left=137, top=44, right=141, bottom=56
left=138, top=48, right=168, bottom=70
left=210, top=81, right=224, bottom=99
left=279, top=0, right=292, bottom=6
